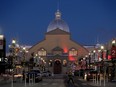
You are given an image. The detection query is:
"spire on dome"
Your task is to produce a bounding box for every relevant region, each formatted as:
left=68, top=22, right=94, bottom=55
left=47, top=0, right=69, bottom=33
left=55, top=0, right=61, bottom=19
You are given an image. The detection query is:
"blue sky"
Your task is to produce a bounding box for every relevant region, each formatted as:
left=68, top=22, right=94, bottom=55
left=0, top=0, right=116, bottom=50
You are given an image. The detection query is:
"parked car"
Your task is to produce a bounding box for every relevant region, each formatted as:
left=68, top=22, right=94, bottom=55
left=26, top=70, right=42, bottom=82
left=42, top=70, right=52, bottom=77
left=84, top=70, right=99, bottom=81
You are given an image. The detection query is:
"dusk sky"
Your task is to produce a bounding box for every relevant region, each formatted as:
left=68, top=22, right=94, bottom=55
left=0, top=0, right=116, bottom=50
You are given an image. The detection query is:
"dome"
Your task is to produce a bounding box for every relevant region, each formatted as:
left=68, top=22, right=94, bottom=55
left=47, top=10, right=70, bottom=32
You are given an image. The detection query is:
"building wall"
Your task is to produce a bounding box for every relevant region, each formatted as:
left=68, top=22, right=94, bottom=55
left=27, top=34, right=88, bottom=59
left=26, top=30, right=88, bottom=73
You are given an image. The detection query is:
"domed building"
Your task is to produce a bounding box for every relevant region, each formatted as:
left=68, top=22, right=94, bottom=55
left=47, top=10, right=69, bottom=32
left=27, top=10, right=88, bottom=74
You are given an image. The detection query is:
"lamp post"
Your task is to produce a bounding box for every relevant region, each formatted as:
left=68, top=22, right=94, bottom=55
left=21, top=46, right=28, bottom=87
left=9, top=39, right=16, bottom=87
left=100, top=45, right=104, bottom=73
left=85, top=55, right=88, bottom=69
left=21, top=46, right=28, bottom=79
left=111, top=39, right=116, bottom=81
left=101, top=45, right=106, bottom=86
left=22, top=47, right=26, bottom=68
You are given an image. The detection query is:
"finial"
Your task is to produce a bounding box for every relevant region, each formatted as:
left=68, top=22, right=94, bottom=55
left=55, top=10, right=61, bottom=19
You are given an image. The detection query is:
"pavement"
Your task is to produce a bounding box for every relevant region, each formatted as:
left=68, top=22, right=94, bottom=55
left=0, top=78, right=11, bottom=85
left=0, top=75, right=116, bottom=87
left=76, top=76, right=116, bottom=87
left=88, top=81, right=116, bottom=87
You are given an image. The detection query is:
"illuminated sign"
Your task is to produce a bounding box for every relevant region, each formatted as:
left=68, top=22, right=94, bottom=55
left=111, top=46, right=116, bottom=58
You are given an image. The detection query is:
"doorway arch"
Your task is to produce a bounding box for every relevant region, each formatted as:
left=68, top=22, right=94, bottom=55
left=54, top=59, right=62, bottom=74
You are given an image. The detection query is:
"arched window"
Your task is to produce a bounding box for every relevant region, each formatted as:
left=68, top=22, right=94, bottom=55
left=38, top=48, right=46, bottom=56
left=69, top=48, right=77, bottom=56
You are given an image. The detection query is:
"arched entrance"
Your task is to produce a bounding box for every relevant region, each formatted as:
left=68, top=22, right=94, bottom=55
left=54, top=59, right=62, bottom=74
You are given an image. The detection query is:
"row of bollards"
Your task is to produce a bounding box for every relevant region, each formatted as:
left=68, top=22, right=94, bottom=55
left=11, top=73, right=36, bottom=87
left=92, top=73, right=108, bottom=87
left=25, top=73, right=36, bottom=87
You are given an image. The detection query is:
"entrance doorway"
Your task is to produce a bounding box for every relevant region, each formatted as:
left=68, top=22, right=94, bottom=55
left=54, top=59, right=62, bottom=74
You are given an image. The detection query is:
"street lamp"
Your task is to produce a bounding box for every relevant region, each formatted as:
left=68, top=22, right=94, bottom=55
left=93, top=50, right=96, bottom=62
left=111, top=39, right=116, bottom=81
left=101, top=45, right=104, bottom=60
left=112, top=39, right=116, bottom=45
left=101, top=45, right=107, bottom=86
left=12, top=39, right=16, bottom=44
left=9, top=39, right=17, bottom=87
left=21, top=46, right=28, bottom=81
left=21, top=46, right=28, bottom=70
left=85, top=55, right=88, bottom=69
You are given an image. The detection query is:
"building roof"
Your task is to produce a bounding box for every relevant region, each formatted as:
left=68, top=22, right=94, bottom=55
left=46, top=28, right=70, bottom=35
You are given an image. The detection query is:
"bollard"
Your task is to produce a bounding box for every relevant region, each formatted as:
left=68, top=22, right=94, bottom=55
left=84, top=74, right=87, bottom=81
left=20, top=75, right=22, bottom=82
left=95, top=75, right=97, bottom=84
left=24, top=73, right=27, bottom=87
left=106, top=75, right=108, bottom=82
left=93, top=75, right=94, bottom=83
left=33, top=73, right=35, bottom=84
left=11, top=75, right=14, bottom=87
left=29, top=74, right=31, bottom=86
left=99, top=74, right=102, bottom=86
left=97, top=74, right=99, bottom=84
left=104, top=74, right=106, bottom=87
left=93, top=74, right=96, bottom=83
left=32, top=74, right=34, bottom=85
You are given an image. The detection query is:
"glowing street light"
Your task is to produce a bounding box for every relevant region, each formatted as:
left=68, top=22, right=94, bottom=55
left=112, top=39, right=116, bottom=44
left=12, top=39, right=16, bottom=44
left=101, top=45, right=104, bottom=50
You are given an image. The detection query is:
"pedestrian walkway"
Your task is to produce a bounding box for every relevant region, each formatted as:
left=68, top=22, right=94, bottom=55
left=77, top=76, right=116, bottom=87
left=88, top=81, right=116, bottom=87
left=0, top=78, right=11, bottom=85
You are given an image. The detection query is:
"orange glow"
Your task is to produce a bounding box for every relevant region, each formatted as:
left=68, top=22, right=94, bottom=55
left=63, top=47, right=68, bottom=53
left=68, top=56, right=76, bottom=61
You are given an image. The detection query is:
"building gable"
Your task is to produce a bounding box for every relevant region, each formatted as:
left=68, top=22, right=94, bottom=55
left=46, top=28, right=70, bottom=35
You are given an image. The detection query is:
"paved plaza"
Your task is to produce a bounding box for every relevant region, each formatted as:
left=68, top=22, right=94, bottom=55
left=0, top=74, right=116, bottom=87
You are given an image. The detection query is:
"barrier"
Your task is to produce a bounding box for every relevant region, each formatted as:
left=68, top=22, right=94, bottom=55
left=29, top=73, right=35, bottom=86
left=96, top=74, right=99, bottom=84
left=93, top=74, right=96, bottom=84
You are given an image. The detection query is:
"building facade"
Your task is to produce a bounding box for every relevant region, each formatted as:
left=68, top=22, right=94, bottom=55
left=0, top=35, right=6, bottom=74
left=27, top=10, right=88, bottom=74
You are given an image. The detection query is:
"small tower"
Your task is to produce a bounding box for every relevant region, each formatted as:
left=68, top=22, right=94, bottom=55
left=55, top=10, right=61, bottom=19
